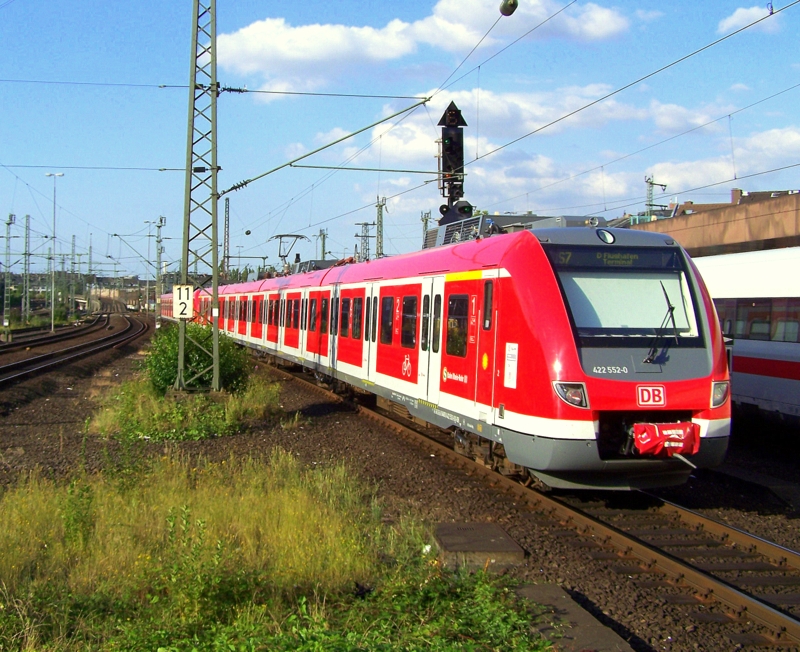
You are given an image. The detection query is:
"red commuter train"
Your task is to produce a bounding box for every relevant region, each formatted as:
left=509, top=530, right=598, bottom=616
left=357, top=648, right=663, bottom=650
left=162, top=227, right=731, bottom=490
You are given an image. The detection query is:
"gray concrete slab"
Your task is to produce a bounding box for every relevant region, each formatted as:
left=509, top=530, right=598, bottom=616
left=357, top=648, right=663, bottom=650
left=518, top=584, right=636, bottom=652
left=435, top=522, right=525, bottom=570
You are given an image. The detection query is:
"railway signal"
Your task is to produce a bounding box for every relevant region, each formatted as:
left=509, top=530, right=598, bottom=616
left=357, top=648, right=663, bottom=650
left=438, top=102, right=469, bottom=224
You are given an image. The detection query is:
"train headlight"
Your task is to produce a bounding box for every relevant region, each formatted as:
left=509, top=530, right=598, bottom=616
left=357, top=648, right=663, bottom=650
left=553, top=382, right=589, bottom=409
left=711, top=381, right=730, bottom=408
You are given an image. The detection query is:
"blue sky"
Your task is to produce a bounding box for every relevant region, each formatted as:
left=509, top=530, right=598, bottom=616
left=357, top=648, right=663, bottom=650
left=2, top=0, right=799, bottom=278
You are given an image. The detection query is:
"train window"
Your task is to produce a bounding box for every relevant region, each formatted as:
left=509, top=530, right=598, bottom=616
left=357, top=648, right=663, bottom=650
left=353, top=297, right=363, bottom=339
left=750, top=321, right=770, bottom=340
left=432, top=295, right=442, bottom=353
left=365, top=297, right=371, bottom=341
left=736, top=299, right=770, bottom=340
left=248, top=299, right=254, bottom=323
left=293, top=299, right=300, bottom=329
left=321, top=298, right=329, bottom=334
left=301, top=298, right=307, bottom=330
left=380, top=296, right=394, bottom=344
left=309, top=298, right=317, bottom=332
left=546, top=245, right=702, bottom=345
left=340, top=298, right=351, bottom=338
left=331, top=297, right=339, bottom=335
left=446, top=294, right=469, bottom=357
left=280, top=299, right=285, bottom=327
left=371, top=298, right=378, bottom=342
left=401, top=296, right=417, bottom=349
left=482, top=281, right=493, bottom=330
left=771, top=298, right=800, bottom=343
left=421, top=295, right=430, bottom=351
left=714, top=299, right=736, bottom=337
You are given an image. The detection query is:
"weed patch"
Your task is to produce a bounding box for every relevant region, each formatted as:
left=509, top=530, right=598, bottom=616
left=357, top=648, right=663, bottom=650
left=0, top=452, right=552, bottom=651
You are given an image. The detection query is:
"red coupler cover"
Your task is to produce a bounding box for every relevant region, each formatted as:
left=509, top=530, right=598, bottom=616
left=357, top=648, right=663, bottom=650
left=633, top=422, right=700, bottom=457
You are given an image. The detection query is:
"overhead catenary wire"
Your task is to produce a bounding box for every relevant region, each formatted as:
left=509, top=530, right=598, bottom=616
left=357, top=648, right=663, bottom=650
left=472, top=0, right=800, bottom=163
left=484, top=80, right=800, bottom=212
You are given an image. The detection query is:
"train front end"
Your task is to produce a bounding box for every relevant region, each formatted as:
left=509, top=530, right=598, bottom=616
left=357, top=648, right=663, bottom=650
left=501, top=228, right=730, bottom=490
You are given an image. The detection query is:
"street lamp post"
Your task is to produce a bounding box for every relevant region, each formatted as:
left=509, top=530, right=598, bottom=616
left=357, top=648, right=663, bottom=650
left=45, top=172, right=64, bottom=332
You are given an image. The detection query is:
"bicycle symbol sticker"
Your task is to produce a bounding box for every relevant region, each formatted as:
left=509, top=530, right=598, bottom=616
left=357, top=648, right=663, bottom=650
left=402, top=354, right=412, bottom=377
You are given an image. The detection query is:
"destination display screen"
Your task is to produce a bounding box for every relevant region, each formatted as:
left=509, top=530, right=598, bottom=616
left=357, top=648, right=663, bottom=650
left=545, top=246, right=683, bottom=271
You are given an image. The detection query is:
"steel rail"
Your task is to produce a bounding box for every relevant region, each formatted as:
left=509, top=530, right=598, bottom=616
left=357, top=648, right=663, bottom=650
left=269, top=364, right=800, bottom=647
left=0, top=315, right=107, bottom=353
left=0, top=316, right=148, bottom=385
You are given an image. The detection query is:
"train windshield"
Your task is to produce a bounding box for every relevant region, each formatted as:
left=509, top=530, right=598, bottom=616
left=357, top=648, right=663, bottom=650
left=545, top=245, right=702, bottom=346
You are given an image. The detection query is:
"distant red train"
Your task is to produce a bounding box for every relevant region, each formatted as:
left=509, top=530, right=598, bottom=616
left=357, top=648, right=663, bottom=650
left=162, top=227, right=731, bottom=490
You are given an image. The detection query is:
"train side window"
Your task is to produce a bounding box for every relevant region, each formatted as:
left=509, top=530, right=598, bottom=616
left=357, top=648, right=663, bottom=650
left=737, top=299, right=770, bottom=340
left=301, top=298, right=306, bottom=330
left=482, top=281, right=493, bottom=330
left=421, top=295, right=430, bottom=351
left=371, top=298, right=378, bottom=342
left=432, top=295, right=442, bottom=353
left=309, top=298, right=317, bottom=332
left=340, top=298, right=351, bottom=338
left=771, top=298, right=800, bottom=343
left=280, top=299, right=285, bottom=327
left=401, top=296, right=418, bottom=348
left=353, top=297, right=363, bottom=339
left=380, top=296, right=394, bottom=344
left=321, top=298, right=329, bottom=333
left=248, top=299, right=254, bottom=323
left=331, top=297, right=339, bottom=335
left=446, top=294, right=469, bottom=357
left=365, top=297, right=371, bottom=340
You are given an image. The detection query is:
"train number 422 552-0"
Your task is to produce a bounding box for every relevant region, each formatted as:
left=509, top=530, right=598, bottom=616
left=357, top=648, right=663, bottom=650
left=593, top=366, right=628, bottom=374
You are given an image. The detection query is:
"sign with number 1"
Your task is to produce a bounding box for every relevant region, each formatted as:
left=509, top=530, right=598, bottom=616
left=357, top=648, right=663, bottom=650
left=173, top=285, right=193, bottom=320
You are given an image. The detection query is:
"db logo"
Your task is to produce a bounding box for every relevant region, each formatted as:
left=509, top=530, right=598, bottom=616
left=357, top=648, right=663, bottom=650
left=637, top=385, right=666, bottom=407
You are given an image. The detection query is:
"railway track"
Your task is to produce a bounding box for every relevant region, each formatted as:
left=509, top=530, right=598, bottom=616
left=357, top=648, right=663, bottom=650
left=0, top=315, right=107, bottom=353
left=0, top=315, right=149, bottom=387
left=270, top=363, right=800, bottom=650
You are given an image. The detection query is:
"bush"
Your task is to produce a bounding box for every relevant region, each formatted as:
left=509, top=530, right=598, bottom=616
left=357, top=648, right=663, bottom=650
left=146, top=323, right=250, bottom=394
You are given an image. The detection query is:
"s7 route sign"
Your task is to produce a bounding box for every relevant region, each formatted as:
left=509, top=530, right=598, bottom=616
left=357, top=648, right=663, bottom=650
left=173, top=285, right=194, bottom=320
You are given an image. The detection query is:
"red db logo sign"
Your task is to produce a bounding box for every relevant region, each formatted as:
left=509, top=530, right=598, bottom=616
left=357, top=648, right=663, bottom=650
left=637, top=385, right=666, bottom=407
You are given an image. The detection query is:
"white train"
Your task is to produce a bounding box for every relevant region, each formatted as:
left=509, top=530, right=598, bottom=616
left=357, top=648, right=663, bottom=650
left=693, top=247, right=800, bottom=422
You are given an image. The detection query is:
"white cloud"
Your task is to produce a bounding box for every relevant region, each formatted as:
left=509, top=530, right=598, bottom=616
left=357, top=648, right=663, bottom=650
left=635, top=10, right=664, bottom=22
left=647, top=126, right=800, bottom=192
left=218, top=1, right=629, bottom=91
left=648, top=100, right=730, bottom=134
left=730, top=83, right=751, bottom=92
left=717, top=6, right=780, bottom=34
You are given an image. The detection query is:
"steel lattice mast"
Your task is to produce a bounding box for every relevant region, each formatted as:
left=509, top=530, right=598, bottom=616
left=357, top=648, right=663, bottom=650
left=175, top=0, right=220, bottom=391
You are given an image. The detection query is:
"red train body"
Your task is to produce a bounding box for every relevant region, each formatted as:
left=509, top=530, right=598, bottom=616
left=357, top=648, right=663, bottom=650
left=162, top=228, right=731, bottom=489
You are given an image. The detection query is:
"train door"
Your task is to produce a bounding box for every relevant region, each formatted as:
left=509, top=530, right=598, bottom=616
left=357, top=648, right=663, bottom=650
left=418, top=276, right=445, bottom=404
left=475, top=275, right=498, bottom=420
left=329, top=285, right=340, bottom=373
left=363, top=283, right=379, bottom=383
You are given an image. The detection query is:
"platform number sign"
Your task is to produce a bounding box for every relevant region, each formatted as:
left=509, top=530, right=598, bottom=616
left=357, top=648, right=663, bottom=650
left=173, top=285, right=194, bottom=320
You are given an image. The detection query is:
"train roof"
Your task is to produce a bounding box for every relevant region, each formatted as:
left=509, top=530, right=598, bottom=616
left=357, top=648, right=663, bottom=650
left=692, top=246, right=800, bottom=299
left=202, top=227, right=685, bottom=297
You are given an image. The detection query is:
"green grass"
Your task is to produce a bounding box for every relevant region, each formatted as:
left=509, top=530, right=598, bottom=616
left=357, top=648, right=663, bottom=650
left=0, top=452, right=553, bottom=651
left=89, top=371, right=281, bottom=441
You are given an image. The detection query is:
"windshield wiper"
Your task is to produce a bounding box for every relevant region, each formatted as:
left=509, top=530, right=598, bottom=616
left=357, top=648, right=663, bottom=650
left=643, top=282, right=680, bottom=364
